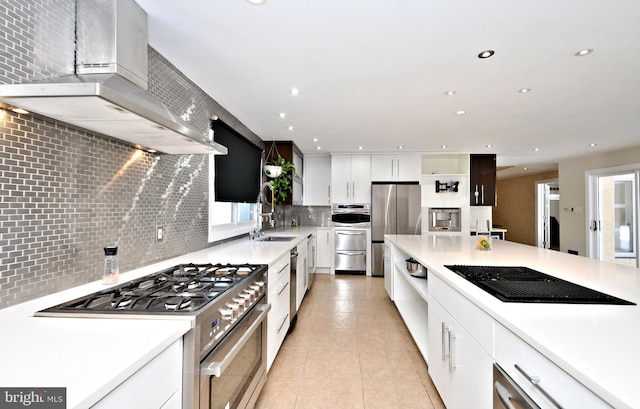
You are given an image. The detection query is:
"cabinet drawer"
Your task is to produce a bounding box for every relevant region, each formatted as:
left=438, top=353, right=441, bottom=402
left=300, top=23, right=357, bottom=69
left=495, top=323, right=611, bottom=409
left=269, top=273, right=290, bottom=316
left=267, top=303, right=290, bottom=371
left=429, top=272, right=493, bottom=355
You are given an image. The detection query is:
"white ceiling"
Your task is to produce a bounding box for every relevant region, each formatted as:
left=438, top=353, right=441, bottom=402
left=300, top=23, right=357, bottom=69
left=135, top=0, right=640, bottom=178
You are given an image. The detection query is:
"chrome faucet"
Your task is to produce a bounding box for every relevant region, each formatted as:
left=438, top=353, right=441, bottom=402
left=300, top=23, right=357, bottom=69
left=250, top=182, right=276, bottom=240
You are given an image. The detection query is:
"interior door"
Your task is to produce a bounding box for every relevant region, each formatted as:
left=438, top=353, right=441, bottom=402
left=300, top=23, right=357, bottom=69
left=588, top=171, right=639, bottom=267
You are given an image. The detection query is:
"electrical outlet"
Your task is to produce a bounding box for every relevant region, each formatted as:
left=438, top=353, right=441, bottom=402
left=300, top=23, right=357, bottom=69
left=156, top=226, right=164, bottom=242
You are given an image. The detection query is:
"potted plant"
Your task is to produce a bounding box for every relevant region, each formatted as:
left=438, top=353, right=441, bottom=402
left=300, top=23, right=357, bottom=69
left=269, top=155, right=296, bottom=204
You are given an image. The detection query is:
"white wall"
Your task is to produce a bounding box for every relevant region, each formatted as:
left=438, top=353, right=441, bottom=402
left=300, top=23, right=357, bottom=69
left=558, top=145, right=640, bottom=256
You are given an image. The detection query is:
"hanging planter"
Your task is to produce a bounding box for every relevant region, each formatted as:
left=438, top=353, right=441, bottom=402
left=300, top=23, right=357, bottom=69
left=264, top=164, right=282, bottom=179
left=264, top=139, right=283, bottom=178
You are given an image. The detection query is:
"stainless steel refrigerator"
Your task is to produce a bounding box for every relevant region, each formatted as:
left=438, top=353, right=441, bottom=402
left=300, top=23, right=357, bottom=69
left=371, top=182, right=422, bottom=277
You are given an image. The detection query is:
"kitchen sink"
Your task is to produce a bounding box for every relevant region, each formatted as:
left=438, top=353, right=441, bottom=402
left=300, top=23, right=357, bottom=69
left=258, top=236, right=297, bottom=242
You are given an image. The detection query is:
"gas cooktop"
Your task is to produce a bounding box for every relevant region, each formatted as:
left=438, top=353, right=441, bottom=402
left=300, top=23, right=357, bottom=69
left=444, top=265, right=635, bottom=305
left=36, top=263, right=268, bottom=316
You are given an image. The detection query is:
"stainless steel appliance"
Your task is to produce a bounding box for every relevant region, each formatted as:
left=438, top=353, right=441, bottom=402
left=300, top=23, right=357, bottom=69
left=289, top=246, right=298, bottom=330
left=493, top=363, right=540, bottom=409
left=36, top=263, right=270, bottom=409
left=444, top=265, right=635, bottom=305
left=371, top=182, right=421, bottom=277
left=428, top=207, right=461, bottom=232
left=0, top=0, right=227, bottom=155
left=331, top=204, right=370, bottom=275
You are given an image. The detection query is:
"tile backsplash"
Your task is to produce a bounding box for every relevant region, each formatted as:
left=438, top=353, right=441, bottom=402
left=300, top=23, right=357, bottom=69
left=0, top=0, right=263, bottom=309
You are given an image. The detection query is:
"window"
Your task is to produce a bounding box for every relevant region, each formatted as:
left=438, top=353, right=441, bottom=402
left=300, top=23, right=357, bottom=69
left=208, top=155, right=258, bottom=242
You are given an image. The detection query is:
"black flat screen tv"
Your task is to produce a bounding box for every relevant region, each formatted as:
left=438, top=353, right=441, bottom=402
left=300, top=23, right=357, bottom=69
left=213, top=120, right=262, bottom=203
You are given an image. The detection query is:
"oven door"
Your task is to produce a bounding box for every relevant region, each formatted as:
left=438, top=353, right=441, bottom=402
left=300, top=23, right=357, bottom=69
left=493, top=363, right=539, bottom=409
left=200, top=302, right=271, bottom=409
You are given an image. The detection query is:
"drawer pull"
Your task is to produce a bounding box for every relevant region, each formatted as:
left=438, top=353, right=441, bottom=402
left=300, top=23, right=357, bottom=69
left=276, top=282, right=289, bottom=296
left=275, top=263, right=288, bottom=275
left=276, top=314, right=289, bottom=333
left=514, top=364, right=563, bottom=409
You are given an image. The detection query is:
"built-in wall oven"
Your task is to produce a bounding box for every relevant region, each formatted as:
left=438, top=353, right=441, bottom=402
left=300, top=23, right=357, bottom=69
left=332, top=204, right=370, bottom=274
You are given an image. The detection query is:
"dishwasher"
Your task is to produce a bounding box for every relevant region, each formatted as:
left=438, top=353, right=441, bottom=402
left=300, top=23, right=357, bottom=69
left=289, top=246, right=298, bottom=331
left=493, top=363, right=540, bottom=409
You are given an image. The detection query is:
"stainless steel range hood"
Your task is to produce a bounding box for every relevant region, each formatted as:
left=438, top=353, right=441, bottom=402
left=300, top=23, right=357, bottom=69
left=0, top=0, right=227, bottom=155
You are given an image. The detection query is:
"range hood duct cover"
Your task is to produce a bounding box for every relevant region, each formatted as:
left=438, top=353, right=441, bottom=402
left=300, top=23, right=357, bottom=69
left=0, top=0, right=227, bottom=155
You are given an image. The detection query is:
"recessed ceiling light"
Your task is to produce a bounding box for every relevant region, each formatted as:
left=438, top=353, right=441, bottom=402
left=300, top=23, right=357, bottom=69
left=358, top=146, right=364, bottom=150
left=316, top=146, right=322, bottom=150
left=523, top=167, right=528, bottom=171
left=287, top=126, right=294, bottom=131
left=247, top=0, right=266, bottom=4
left=456, top=110, right=467, bottom=115
left=446, top=90, right=456, bottom=96
left=485, top=144, right=493, bottom=148
left=533, top=148, right=539, bottom=152
left=441, top=145, right=448, bottom=149
left=478, top=50, right=495, bottom=59
left=589, top=143, right=597, bottom=147
left=289, top=88, right=300, bottom=96
left=518, top=88, right=531, bottom=93
left=575, top=49, right=594, bottom=57
left=312, top=138, right=318, bottom=142
left=398, top=145, right=404, bottom=150
left=279, top=113, right=286, bottom=118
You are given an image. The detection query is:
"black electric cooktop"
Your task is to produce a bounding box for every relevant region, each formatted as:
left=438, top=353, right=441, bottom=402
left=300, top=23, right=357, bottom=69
left=444, top=265, right=635, bottom=305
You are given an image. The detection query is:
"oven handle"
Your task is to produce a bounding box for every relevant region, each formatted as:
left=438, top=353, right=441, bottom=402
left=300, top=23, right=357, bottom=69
left=200, top=304, right=271, bottom=378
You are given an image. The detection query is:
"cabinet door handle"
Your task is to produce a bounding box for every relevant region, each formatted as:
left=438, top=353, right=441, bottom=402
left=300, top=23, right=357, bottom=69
left=474, top=185, right=479, bottom=204
left=276, top=281, right=289, bottom=296
left=276, top=263, right=288, bottom=275
left=391, top=159, right=394, bottom=178
left=328, top=185, right=331, bottom=202
left=441, top=322, right=450, bottom=360
left=448, top=330, right=457, bottom=372
left=346, top=182, right=350, bottom=199
left=514, top=364, right=563, bottom=409
left=352, top=182, right=355, bottom=199
left=481, top=184, right=485, bottom=204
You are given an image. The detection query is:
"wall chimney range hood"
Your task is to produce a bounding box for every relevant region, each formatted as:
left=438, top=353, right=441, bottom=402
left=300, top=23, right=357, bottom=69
left=0, top=0, right=227, bottom=155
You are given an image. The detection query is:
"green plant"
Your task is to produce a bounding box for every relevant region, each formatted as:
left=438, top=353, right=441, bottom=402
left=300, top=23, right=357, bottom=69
left=269, top=155, right=296, bottom=204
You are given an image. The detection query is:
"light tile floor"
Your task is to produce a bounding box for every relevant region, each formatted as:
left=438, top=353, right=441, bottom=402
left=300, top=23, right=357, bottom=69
left=255, top=274, right=446, bottom=409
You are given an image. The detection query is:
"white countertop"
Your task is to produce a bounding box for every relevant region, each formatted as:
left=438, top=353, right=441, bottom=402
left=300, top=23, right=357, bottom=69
left=386, top=234, right=640, bottom=409
left=0, top=226, right=314, bottom=409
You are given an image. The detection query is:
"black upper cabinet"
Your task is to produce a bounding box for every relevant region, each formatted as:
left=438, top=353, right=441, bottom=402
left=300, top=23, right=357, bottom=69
left=470, top=154, right=496, bottom=206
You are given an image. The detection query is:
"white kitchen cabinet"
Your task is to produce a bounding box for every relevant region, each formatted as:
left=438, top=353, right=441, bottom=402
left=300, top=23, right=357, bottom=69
left=427, top=295, right=493, bottom=409
left=331, top=154, right=371, bottom=203
left=371, top=154, right=421, bottom=182
left=267, top=252, right=291, bottom=371
left=316, top=227, right=332, bottom=271
left=495, top=323, right=611, bottom=409
left=383, top=240, right=393, bottom=299
left=93, top=339, right=182, bottom=409
left=296, top=238, right=308, bottom=309
left=303, top=156, right=331, bottom=205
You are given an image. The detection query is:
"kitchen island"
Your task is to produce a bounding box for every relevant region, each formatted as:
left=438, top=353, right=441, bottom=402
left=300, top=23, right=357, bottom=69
left=0, top=226, right=315, bottom=409
left=385, top=234, right=639, bottom=409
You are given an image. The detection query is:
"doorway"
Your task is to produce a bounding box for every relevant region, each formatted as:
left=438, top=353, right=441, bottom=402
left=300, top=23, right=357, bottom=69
left=536, top=179, right=560, bottom=250
left=587, top=166, right=640, bottom=268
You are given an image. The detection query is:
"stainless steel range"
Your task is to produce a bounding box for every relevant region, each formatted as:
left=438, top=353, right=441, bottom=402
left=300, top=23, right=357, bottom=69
left=36, top=263, right=270, bottom=409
